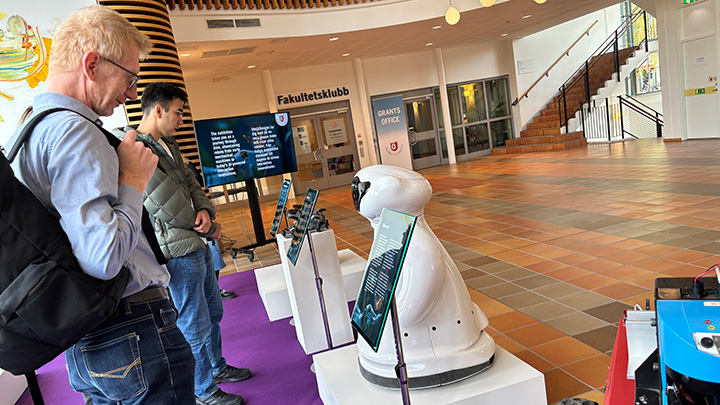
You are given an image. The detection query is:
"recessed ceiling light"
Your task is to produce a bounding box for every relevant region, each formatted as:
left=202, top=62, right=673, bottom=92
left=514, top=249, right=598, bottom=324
left=342, top=53, right=350, bottom=57
left=329, top=37, right=339, bottom=41
left=425, top=42, right=433, bottom=46
left=501, top=33, right=508, bottom=37
left=522, top=14, right=532, bottom=19
left=432, top=25, right=442, bottom=30
left=180, top=53, right=192, bottom=57
left=247, top=65, right=256, bottom=69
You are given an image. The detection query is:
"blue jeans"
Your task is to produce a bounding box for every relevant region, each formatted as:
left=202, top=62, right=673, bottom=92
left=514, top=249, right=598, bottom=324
left=65, top=296, right=195, bottom=404
left=166, top=248, right=227, bottom=398
left=207, top=239, right=226, bottom=272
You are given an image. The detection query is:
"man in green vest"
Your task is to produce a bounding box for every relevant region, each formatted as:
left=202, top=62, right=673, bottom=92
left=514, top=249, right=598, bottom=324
left=113, top=82, right=251, bottom=405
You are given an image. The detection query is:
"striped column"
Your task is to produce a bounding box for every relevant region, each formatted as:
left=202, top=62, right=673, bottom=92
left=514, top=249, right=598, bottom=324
left=97, top=0, right=200, bottom=168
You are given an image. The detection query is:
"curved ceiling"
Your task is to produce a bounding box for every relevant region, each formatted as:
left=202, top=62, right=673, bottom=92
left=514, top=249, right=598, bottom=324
left=165, top=0, right=379, bottom=10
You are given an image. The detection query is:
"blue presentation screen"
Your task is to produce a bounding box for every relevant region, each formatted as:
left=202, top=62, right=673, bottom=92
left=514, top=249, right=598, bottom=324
left=193, top=112, right=298, bottom=187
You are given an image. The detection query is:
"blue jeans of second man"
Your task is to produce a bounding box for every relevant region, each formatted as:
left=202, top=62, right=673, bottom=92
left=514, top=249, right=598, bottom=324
left=166, top=247, right=227, bottom=398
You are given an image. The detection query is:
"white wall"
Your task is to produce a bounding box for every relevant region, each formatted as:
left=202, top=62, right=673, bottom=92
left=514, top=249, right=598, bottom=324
left=655, top=0, right=720, bottom=139
left=183, top=41, right=517, bottom=167
left=511, top=4, right=623, bottom=134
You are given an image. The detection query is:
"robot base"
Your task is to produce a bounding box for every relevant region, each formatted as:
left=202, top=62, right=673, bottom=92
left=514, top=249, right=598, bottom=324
left=359, top=355, right=495, bottom=389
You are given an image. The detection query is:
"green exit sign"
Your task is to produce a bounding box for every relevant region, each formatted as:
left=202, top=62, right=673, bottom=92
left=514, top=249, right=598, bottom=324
left=684, top=0, right=699, bottom=3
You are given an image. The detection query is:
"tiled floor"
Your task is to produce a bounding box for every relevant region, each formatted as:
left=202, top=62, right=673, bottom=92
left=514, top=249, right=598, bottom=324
left=214, top=138, right=720, bottom=404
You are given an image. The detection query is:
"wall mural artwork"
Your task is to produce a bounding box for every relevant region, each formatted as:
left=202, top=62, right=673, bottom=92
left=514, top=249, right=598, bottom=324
left=0, top=2, right=94, bottom=147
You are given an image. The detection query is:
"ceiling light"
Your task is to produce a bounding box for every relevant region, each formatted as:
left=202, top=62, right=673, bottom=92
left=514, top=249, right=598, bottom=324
left=329, top=37, right=339, bottom=41
left=432, top=25, right=442, bottom=30
left=180, top=53, right=192, bottom=57
left=501, top=33, right=508, bottom=37
left=426, top=42, right=434, bottom=46
left=247, top=65, right=256, bottom=69
left=535, top=0, right=547, bottom=3
left=445, top=5, right=460, bottom=25
left=522, top=14, right=532, bottom=19
left=480, top=0, right=495, bottom=6
left=342, top=53, right=350, bottom=57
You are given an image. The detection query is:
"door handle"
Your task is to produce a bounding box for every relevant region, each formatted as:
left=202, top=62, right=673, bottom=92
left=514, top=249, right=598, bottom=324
left=313, top=149, right=324, bottom=162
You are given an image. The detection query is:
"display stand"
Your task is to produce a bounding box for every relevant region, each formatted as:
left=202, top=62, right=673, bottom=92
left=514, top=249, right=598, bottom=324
left=254, top=249, right=367, bottom=322
left=307, top=230, right=333, bottom=350
left=276, top=231, right=354, bottom=354
left=390, top=297, right=410, bottom=405
left=231, top=179, right=273, bottom=261
left=0, top=369, right=28, bottom=405
left=313, top=345, right=546, bottom=405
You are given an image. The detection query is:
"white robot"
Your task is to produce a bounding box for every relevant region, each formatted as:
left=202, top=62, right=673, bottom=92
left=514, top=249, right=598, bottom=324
left=351, top=164, right=496, bottom=388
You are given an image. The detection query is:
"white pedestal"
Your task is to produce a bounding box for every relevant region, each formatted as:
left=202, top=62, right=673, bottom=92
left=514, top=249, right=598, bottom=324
left=0, top=369, right=27, bottom=405
left=255, top=264, right=293, bottom=321
left=313, top=344, right=547, bottom=405
left=337, top=249, right=366, bottom=301
left=277, top=230, right=354, bottom=354
left=254, top=249, right=367, bottom=322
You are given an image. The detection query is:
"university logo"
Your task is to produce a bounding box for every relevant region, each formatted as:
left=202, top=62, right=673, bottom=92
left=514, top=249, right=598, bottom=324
left=275, top=113, right=289, bottom=126
left=385, top=141, right=403, bottom=155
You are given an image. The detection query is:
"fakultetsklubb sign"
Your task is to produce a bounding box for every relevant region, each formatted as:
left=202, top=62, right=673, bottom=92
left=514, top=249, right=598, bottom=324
left=276, top=86, right=350, bottom=108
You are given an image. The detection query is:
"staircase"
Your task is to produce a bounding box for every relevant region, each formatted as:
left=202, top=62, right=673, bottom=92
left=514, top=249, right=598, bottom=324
left=493, top=48, right=636, bottom=155
left=494, top=9, right=655, bottom=155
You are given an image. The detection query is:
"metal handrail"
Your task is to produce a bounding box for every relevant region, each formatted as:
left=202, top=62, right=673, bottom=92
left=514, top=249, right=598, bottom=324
left=512, top=20, right=598, bottom=106
left=558, top=9, right=650, bottom=131
left=619, top=95, right=664, bottom=124
left=622, top=94, right=663, bottom=121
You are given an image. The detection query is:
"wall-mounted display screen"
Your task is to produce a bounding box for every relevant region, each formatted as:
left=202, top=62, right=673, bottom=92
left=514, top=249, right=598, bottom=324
left=194, top=112, right=298, bottom=187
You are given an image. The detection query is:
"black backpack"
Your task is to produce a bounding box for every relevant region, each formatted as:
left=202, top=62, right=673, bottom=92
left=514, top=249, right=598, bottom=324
left=0, top=108, right=163, bottom=375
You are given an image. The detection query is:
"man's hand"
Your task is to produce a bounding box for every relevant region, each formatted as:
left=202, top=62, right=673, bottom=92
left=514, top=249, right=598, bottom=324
left=194, top=209, right=212, bottom=234
left=210, top=222, right=222, bottom=240
left=117, top=130, right=158, bottom=192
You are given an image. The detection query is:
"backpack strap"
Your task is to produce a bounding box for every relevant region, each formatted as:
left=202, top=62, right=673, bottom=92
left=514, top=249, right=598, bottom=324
left=8, top=107, right=167, bottom=265
left=7, top=107, right=70, bottom=162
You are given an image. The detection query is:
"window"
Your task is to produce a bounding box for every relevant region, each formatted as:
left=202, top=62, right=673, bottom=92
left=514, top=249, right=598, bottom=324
left=434, top=77, right=512, bottom=157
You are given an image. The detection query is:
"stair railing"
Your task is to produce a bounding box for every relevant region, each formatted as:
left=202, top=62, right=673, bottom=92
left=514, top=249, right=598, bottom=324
left=618, top=94, right=663, bottom=139
left=511, top=20, right=598, bottom=107
left=557, top=9, right=651, bottom=133
left=581, top=94, right=663, bottom=141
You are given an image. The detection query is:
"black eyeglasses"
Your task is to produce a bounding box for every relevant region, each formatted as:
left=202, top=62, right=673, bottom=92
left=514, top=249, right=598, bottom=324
left=102, top=57, right=140, bottom=90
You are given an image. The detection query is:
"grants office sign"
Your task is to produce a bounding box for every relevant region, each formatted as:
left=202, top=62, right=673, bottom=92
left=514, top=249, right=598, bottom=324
left=276, top=86, right=350, bottom=108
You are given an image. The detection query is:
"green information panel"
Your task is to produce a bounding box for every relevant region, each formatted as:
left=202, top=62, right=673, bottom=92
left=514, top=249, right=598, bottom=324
left=286, top=188, right=319, bottom=266
left=351, top=208, right=417, bottom=352
left=269, top=179, right=292, bottom=236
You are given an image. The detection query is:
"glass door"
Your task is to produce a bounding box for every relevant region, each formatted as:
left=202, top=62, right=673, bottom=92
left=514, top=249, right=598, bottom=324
left=405, top=96, right=442, bottom=170
left=291, top=116, right=329, bottom=191
left=290, top=102, right=359, bottom=193
left=319, top=111, right=358, bottom=188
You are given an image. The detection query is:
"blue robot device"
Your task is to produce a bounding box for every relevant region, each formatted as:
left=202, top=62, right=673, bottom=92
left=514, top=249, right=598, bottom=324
left=637, top=277, right=720, bottom=404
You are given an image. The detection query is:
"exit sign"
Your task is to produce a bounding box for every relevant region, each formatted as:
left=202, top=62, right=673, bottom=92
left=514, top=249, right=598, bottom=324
left=684, top=0, right=699, bottom=3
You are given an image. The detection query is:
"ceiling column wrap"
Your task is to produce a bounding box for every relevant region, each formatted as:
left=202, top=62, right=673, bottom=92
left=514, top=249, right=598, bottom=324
left=98, top=0, right=200, bottom=169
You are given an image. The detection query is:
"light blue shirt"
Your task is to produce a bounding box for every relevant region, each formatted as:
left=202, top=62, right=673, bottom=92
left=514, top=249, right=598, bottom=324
left=9, top=92, right=170, bottom=297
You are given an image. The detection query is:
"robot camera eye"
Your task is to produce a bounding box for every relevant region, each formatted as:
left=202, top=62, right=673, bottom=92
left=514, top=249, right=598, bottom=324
left=351, top=177, right=371, bottom=212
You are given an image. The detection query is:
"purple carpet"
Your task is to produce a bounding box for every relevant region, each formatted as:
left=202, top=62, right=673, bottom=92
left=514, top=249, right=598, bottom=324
left=16, top=270, right=325, bottom=405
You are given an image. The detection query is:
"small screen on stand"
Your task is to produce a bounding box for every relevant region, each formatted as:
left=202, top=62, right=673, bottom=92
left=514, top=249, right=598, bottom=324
left=193, top=112, right=298, bottom=188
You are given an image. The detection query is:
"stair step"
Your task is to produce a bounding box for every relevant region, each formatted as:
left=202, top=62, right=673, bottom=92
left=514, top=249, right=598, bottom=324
left=521, top=128, right=561, bottom=137
left=527, top=121, right=561, bottom=130
left=507, top=131, right=585, bottom=146
left=492, top=135, right=587, bottom=155
left=533, top=115, right=560, bottom=124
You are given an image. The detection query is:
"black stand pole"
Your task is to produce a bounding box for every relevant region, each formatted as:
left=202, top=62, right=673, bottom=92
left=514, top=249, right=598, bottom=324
left=390, top=297, right=411, bottom=405
left=25, top=372, right=45, bottom=405
left=307, top=230, right=333, bottom=351
left=231, top=179, right=275, bottom=260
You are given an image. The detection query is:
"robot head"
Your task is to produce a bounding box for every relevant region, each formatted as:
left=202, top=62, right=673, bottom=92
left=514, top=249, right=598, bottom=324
left=352, top=165, right=432, bottom=224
